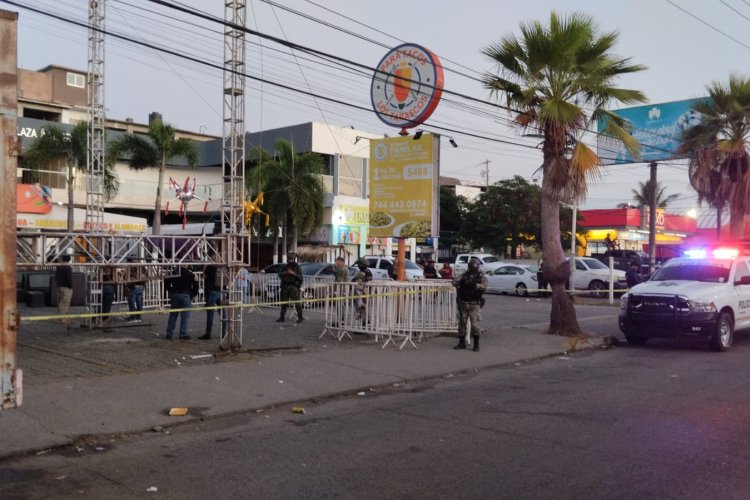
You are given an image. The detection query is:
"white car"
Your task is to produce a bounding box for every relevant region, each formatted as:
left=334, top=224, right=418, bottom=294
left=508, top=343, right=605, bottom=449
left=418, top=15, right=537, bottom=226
left=486, top=264, right=538, bottom=296
left=619, top=247, right=750, bottom=351
left=364, top=256, right=424, bottom=280
left=454, top=253, right=504, bottom=274
left=570, top=257, right=627, bottom=296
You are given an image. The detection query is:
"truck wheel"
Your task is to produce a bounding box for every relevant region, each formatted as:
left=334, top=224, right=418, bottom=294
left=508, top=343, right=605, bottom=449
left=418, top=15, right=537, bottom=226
left=588, top=280, right=606, bottom=298
left=710, top=311, right=734, bottom=352
left=624, top=330, right=647, bottom=346
left=515, top=283, right=528, bottom=297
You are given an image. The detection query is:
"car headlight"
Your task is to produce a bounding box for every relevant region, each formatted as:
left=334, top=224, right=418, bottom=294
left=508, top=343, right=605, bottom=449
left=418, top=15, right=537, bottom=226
left=620, top=294, right=629, bottom=309
left=689, top=300, right=717, bottom=313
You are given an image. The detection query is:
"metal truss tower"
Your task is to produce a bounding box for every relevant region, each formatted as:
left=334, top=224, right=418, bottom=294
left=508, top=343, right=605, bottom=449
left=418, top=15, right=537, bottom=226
left=86, top=0, right=105, bottom=228
left=221, top=0, right=247, bottom=351
left=86, top=0, right=107, bottom=327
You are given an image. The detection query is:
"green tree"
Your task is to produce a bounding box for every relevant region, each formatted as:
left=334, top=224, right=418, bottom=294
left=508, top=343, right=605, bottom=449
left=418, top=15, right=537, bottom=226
left=460, top=176, right=541, bottom=257
left=108, top=118, right=199, bottom=235
left=482, top=11, right=647, bottom=336
left=680, top=75, right=750, bottom=239
left=248, top=139, right=325, bottom=256
left=439, top=186, right=466, bottom=247
left=23, top=122, right=119, bottom=231
left=631, top=180, right=680, bottom=208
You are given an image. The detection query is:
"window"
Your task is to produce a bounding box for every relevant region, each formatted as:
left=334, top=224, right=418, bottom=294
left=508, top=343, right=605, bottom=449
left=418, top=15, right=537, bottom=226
left=66, top=72, right=85, bottom=88
left=734, top=261, right=750, bottom=285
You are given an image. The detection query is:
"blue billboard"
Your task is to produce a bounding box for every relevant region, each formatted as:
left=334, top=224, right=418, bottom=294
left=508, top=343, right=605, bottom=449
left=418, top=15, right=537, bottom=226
left=596, top=98, right=707, bottom=165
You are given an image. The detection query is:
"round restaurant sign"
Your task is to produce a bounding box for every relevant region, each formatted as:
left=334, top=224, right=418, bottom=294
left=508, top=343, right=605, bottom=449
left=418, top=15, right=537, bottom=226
left=370, top=43, right=444, bottom=131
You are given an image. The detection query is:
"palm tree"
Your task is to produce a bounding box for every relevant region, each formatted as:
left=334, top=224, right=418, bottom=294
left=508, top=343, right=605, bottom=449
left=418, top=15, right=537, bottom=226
left=108, top=117, right=199, bottom=235
left=248, top=139, right=325, bottom=258
left=631, top=180, right=680, bottom=208
left=23, top=121, right=119, bottom=231
left=482, top=11, right=647, bottom=336
left=680, top=75, right=750, bottom=239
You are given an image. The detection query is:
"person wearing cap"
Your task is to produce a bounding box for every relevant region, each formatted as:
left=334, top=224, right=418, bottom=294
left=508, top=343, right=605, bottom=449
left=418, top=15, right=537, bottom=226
left=278, top=252, right=303, bottom=323
left=626, top=261, right=643, bottom=289
left=452, top=257, right=488, bottom=351
left=423, top=259, right=439, bottom=279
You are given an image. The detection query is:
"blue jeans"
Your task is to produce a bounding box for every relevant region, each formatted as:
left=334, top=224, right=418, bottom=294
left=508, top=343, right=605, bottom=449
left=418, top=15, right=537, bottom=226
left=127, top=285, right=144, bottom=321
left=205, top=290, right=225, bottom=337
left=166, top=292, right=192, bottom=338
left=102, top=284, right=116, bottom=316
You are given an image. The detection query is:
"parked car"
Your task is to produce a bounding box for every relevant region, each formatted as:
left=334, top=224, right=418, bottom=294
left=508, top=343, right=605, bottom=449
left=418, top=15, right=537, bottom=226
left=569, top=257, right=628, bottom=296
left=486, top=264, right=539, bottom=296
left=262, top=263, right=285, bottom=274
left=363, top=255, right=422, bottom=280
left=453, top=253, right=504, bottom=274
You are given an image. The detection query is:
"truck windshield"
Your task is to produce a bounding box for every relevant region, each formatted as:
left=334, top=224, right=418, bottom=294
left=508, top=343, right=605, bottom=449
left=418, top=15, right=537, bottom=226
left=483, top=256, right=499, bottom=264
left=651, top=264, right=730, bottom=283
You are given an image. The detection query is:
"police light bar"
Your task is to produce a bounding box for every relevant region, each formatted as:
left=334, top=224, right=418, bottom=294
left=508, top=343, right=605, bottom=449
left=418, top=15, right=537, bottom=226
left=684, top=248, right=706, bottom=259
left=713, top=248, right=740, bottom=259
left=683, top=247, right=739, bottom=259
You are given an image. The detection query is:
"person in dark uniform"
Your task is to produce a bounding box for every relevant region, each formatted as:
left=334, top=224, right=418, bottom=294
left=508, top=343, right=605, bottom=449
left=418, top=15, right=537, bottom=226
left=423, top=259, right=439, bottom=279
left=200, top=264, right=224, bottom=340
left=165, top=265, right=197, bottom=340
left=453, top=258, right=488, bottom=352
left=278, top=252, right=303, bottom=323
left=626, top=261, right=643, bottom=289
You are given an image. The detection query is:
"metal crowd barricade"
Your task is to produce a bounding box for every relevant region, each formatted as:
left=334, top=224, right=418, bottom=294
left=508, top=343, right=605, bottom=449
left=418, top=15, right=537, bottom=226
left=321, top=280, right=458, bottom=349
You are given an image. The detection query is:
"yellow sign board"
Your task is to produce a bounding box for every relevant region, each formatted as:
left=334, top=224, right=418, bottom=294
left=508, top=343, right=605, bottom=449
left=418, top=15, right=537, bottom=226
left=368, top=134, right=439, bottom=237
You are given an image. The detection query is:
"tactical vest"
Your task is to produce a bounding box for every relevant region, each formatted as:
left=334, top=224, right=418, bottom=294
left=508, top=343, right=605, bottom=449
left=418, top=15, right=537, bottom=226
left=458, top=272, right=484, bottom=302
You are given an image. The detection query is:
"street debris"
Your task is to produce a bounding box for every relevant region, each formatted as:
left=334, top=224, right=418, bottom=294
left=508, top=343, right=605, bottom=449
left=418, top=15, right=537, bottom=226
left=190, top=354, right=212, bottom=360
left=152, top=426, right=164, bottom=433
left=292, top=406, right=306, bottom=414
left=146, top=487, right=158, bottom=493
left=168, top=407, right=189, bottom=416
left=357, top=391, right=365, bottom=396
left=35, top=449, right=51, bottom=456
left=55, top=475, right=67, bottom=481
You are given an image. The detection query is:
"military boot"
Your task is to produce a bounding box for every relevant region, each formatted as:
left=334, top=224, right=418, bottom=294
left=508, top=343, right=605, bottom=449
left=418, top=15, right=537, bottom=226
left=454, top=336, right=467, bottom=350
left=472, top=335, right=480, bottom=352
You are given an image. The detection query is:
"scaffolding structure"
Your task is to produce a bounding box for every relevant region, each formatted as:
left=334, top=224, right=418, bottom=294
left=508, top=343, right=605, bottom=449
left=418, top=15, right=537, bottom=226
left=220, top=0, right=247, bottom=351
left=85, top=0, right=106, bottom=327
left=14, top=1, right=251, bottom=349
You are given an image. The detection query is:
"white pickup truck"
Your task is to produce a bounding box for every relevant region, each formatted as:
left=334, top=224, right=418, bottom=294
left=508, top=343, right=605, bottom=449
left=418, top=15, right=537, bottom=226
left=453, top=253, right=505, bottom=274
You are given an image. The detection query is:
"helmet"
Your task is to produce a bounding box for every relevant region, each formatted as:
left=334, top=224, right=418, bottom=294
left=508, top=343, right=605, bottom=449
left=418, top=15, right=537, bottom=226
left=287, top=252, right=296, bottom=260
left=468, top=258, right=481, bottom=271
left=356, top=257, right=368, bottom=270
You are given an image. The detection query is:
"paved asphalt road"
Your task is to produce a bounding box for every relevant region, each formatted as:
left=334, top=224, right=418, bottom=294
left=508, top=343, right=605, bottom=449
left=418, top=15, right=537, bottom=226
left=5, top=313, right=750, bottom=499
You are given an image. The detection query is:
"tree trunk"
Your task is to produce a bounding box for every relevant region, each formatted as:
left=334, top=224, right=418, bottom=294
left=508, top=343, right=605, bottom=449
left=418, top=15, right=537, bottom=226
left=730, top=180, right=747, bottom=239
left=716, top=205, right=722, bottom=241
left=282, top=210, right=288, bottom=258
left=153, top=156, right=165, bottom=235
left=272, top=229, right=279, bottom=264
left=291, top=222, right=298, bottom=253
left=67, top=161, right=75, bottom=232
left=541, top=125, right=583, bottom=337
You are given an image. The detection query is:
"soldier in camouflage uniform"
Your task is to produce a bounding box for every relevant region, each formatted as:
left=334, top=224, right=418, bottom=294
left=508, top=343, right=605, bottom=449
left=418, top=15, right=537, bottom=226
left=277, top=252, right=304, bottom=323
left=453, top=258, right=488, bottom=351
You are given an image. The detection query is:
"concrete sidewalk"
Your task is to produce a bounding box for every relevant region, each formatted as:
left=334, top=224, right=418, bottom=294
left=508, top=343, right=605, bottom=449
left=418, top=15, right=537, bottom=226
left=0, top=305, right=609, bottom=460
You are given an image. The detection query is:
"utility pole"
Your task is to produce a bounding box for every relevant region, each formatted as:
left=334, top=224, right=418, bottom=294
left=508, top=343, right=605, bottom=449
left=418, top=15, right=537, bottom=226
left=648, top=162, right=658, bottom=274
left=481, top=160, right=490, bottom=188
left=0, top=9, right=20, bottom=409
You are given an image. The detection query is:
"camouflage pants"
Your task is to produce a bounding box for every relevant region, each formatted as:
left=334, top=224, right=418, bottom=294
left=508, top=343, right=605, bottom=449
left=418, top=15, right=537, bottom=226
left=458, top=300, right=483, bottom=337
left=280, top=284, right=302, bottom=318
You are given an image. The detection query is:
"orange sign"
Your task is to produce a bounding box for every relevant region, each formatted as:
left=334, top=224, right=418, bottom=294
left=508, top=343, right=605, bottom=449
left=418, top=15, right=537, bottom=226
left=17, top=184, right=52, bottom=214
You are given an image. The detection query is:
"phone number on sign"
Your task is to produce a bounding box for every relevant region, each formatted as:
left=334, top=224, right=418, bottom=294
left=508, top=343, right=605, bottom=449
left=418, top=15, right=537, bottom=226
left=373, top=200, right=427, bottom=210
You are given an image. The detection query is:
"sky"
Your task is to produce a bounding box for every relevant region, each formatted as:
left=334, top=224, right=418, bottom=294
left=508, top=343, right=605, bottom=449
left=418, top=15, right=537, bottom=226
left=8, top=0, right=750, bottom=216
